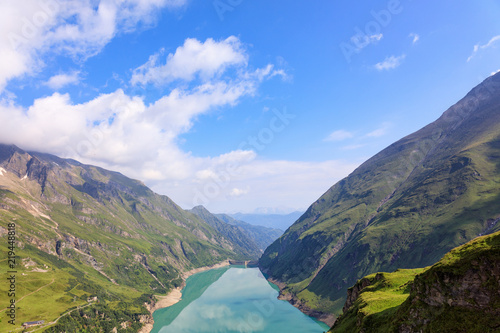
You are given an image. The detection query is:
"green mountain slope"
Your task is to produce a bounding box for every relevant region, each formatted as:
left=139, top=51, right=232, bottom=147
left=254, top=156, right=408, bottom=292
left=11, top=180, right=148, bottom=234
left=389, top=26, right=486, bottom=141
left=215, top=213, right=283, bottom=251
left=0, top=145, right=246, bottom=331
left=190, top=206, right=262, bottom=259
left=260, top=72, right=500, bottom=321
left=331, top=230, right=500, bottom=332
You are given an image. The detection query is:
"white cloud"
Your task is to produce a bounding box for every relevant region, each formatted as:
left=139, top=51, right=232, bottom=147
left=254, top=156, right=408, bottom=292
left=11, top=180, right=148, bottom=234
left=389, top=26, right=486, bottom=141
left=45, top=71, right=80, bottom=90
left=182, top=158, right=359, bottom=213
left=131, top=36, right=248, bottom=86
left=229, top=188, right=249, bottom=197
left=351, top=33, right=383, bottom=50
left=467, top=35, right=500, bottom=62
left=0, top=87, right=359, bottom=213
left=0, top=30, right=321, bottom=214
left=325, top=129, right=354, bottom=142
left=0, top=0, right=186, bottom=93
left=409, top=33, right=420, bottom=44
left=365, top=122, right=392, bottom=138
left=370, top=34, right=383, bottom=42
left=374, top=54, right=406, bottom=71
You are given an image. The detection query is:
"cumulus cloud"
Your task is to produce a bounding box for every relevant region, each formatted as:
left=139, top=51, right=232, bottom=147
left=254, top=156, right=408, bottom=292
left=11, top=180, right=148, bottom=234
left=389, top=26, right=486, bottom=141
left=0, top=0, right=186, bottom=93
left=0, top=77, right=262, bottom=176
left=467, top=35, right=500, bottom=62
left=0, top=29, right=334, bottom=214
left=325, top=129, right=354, bottom=142
left=45, top=71, right=80, bottom=89
left=0, top=85, right=359, bottom=213
left=0, top=88, right=359, bottom=212
left=374, top=54, right=406, bottom=71
left=131, top=36, right=248, bottom=86
left=131, top=36, right=289, bottom=87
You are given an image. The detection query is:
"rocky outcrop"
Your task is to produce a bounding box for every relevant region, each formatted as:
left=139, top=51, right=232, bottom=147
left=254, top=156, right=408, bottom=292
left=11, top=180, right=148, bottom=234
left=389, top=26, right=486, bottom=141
left=331, top=231, right=500, bottom=332
left=393, top=235, right=500, bottom=332
left=342, top=273, right=383, bottom=313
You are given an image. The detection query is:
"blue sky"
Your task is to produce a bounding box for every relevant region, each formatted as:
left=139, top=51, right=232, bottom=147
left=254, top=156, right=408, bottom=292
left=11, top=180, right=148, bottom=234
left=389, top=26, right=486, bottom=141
left=0, top=0, right=499, bottom=213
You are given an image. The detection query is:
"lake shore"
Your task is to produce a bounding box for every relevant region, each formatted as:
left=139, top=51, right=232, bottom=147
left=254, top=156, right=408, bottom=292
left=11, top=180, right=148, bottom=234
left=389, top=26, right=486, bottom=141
left=262, top=269, right=336, bottom=327
left=138, top=260, right=231, bottom=333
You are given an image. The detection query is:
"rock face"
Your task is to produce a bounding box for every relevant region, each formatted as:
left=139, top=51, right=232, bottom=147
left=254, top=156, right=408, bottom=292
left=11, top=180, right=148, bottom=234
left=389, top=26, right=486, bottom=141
left=260, top=72, right=500, bottom=317
left=342, top=273, right=383, bottom=314
left=393, top=231, right=500, bottom=333
left=331, top=231, right=500, bottom=333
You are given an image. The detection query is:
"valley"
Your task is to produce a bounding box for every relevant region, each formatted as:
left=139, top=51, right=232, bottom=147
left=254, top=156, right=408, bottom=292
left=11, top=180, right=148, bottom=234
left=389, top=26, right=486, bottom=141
left=1, top=51, right=499, bottom=333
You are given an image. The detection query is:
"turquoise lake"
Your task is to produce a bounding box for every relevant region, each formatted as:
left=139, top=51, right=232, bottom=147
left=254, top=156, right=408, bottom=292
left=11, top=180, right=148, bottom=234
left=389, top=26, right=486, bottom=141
left=151, top=266, right=330, bottom=333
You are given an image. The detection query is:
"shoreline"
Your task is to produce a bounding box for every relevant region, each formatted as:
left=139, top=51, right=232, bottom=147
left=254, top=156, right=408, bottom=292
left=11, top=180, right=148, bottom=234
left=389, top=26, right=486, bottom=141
left=138, top=260, right=231, bottom=333
left=265, top=275, right=336, bottom=328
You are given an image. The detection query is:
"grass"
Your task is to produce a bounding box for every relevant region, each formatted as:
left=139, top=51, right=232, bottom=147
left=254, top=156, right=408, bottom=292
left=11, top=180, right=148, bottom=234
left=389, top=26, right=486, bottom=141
left=330, top=230, right=500, bottom=332
left=0, top=146, right=250, bottom=332
left=0, top=250, right=88, bottom=332
left=329, top=268, right=423, bottom=333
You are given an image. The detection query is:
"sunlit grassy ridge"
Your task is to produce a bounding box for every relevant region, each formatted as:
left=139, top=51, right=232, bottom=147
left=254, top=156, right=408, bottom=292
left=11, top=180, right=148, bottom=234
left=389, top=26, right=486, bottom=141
left=331, top=230, right=500, bottom=332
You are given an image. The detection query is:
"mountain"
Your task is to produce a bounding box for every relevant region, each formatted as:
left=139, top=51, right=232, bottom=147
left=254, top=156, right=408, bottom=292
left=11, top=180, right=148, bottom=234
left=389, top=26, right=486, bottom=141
left=189, top=205, right=262, bottom=259
left=229, top=211, right=303, bottom=231
left=260, top=72, right=500, bottom=323
left=0, top=144, right=252, bottom=331
left=331, top=230, right=500, bottom=332
left=216, top=213, right=283, bottom=251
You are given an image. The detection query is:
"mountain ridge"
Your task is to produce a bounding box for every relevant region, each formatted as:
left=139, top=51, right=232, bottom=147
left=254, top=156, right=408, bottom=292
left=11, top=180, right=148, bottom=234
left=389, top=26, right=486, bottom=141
left=260, top=72, right=500, bottom=321
left=0, top=144, right=256, bottom=332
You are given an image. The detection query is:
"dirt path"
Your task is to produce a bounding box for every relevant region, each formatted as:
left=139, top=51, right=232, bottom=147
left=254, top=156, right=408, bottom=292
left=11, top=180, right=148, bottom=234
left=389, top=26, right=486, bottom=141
left=17, top=278, right=55, bottom=304
left=24, top=302, right=95, bottom=332
left=0, top=278, right=55, bottom=313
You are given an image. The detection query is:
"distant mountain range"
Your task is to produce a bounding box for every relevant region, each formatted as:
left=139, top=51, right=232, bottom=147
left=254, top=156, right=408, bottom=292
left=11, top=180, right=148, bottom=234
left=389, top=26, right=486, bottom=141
left=229, top=211, right=303, bottom=231
left=189, top=206, right=262, bottom=259
left=260, top=72, right=500, bottom=324
left=189, top=206, right=284, bottom=257
left=215, top=213, right=283, bottom=251
left=0, top=144, right=279, bottom=331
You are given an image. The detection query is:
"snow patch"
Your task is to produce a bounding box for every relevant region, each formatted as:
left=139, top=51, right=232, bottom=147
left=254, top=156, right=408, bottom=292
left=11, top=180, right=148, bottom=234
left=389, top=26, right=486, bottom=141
left=0, top=167, right=5, bottom=176
left=22, top=174, right=28, bottom=180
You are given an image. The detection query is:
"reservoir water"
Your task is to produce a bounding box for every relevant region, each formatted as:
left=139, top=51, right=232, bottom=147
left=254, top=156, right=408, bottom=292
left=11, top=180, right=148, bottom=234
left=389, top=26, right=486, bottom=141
left=151, top=266, right=330, bottom=333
